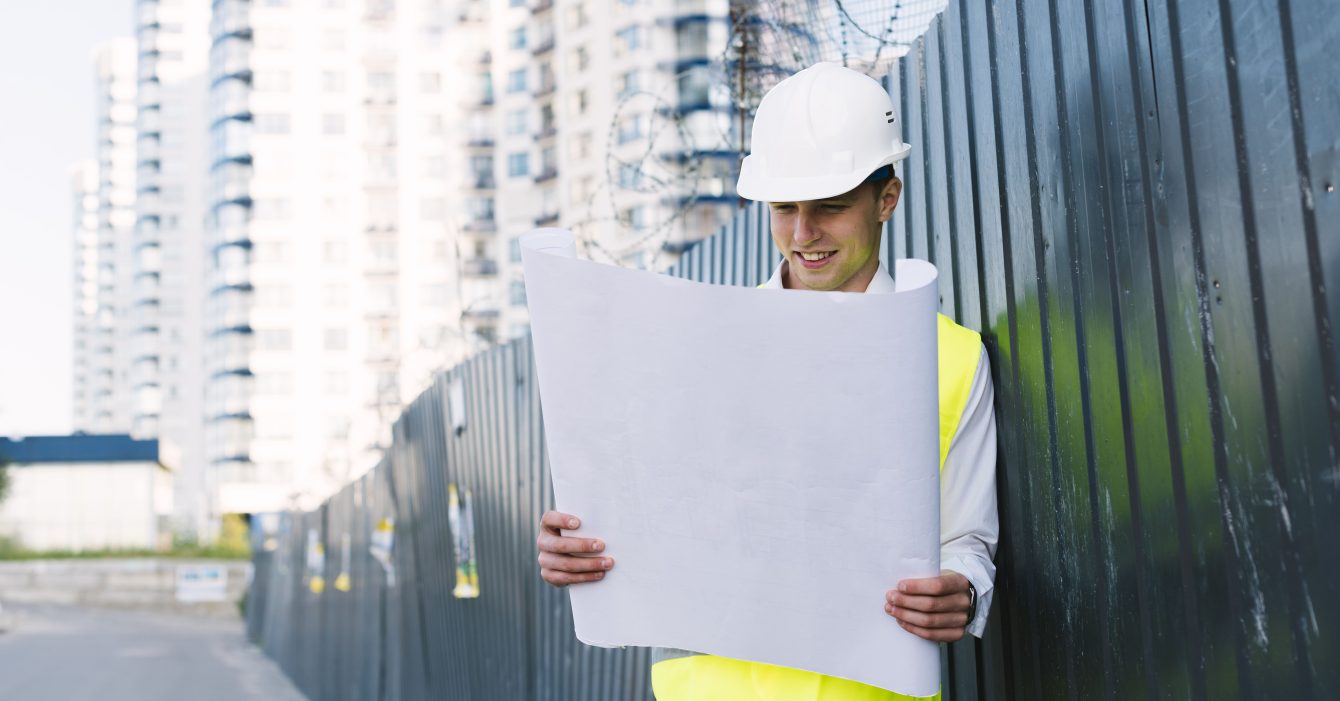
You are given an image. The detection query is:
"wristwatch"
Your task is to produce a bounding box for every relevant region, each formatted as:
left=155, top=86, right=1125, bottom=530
left=964, top=580, right=979, bottom=626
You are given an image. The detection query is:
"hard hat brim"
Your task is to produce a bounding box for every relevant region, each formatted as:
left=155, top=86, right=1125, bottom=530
left=736, top=143, right=911, bottom=203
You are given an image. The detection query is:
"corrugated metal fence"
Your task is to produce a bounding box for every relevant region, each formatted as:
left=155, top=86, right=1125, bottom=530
left=247, top=0, right=1338, bottom=698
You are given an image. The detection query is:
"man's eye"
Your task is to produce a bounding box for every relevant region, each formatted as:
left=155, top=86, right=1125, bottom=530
left=822, top=204, right=848, bottom=212
left=771, top=205, right=795, bottom=213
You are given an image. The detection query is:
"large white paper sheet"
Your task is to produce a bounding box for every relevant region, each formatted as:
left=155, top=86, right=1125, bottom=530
left=521, top=229, right=941, bottom=696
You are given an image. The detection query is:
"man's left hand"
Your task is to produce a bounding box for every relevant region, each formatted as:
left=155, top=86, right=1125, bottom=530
left=885, top=570, right=972, bottom=642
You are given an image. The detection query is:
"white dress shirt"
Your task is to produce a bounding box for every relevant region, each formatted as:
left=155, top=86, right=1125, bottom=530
left=763, top=259, right=999, bottom=636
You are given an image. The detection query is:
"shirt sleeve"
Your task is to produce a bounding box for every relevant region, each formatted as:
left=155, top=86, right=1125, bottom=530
left=939, top=345, right=999, bottom=638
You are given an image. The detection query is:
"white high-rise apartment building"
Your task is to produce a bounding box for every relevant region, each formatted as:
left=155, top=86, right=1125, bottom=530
left=488, top=0, right=736, bottom=339
left=73, top=39, right=139, bottom=435
left=205, top=0, right=479, bottom=512
left=72, top=0, right=740, bottom=528
left=134, top=0, right=212, bottom=535
left=71, top=160, right=101, bottom=430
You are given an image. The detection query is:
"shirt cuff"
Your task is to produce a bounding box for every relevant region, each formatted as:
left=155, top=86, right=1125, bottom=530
left=941, top=555, right=995, bottom=638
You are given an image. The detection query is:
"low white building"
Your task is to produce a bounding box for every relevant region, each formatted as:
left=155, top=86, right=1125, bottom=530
left=0, top=435, right=172, bottom=552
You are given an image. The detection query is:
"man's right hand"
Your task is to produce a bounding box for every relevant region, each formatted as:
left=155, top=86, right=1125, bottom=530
left=537, top=510, right=614, bottom=587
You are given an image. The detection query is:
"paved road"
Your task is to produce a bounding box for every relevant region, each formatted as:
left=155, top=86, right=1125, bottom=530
left=0, top=602, right=307, bottom=701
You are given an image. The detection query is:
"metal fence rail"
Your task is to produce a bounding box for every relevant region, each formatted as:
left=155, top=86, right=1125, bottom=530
left=248, top=0, right=1338, bottom=698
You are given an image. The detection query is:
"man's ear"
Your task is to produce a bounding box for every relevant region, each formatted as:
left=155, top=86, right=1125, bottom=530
left=877, top=176, right=902, bottom=222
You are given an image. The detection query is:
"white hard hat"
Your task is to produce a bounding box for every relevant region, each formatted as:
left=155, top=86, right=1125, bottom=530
left=736, top=62, right=911, bottom=202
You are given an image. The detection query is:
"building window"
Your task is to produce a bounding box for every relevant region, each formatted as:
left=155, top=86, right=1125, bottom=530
left=507, top=152, right=530, bottom=178
left=619, top=69, right=639, bottom=99
left=510, top=237, right=522, bottom=263
left=254, top=113, right=291, bottom=134
left=425, top=113, right=446, bottom=135
left=567, top=2, right=587, bottom=29
left=569, top=89, right=588, bottom=116
left=255, top=372, right=293, bottom=395
left=510, top=280, right=527, bottom=305
left=255, top=27, right=291, bottom=50
left=615, top=25, right=642, bottom=54
left=322, top=112, right=345, bottom=134
left=323, top=283, right=349, bottom=307
left=506, top=109, right=528, bottom=135
left=323, top=240, right=348, bottom=263
left=254, top=70, right=292, bottom=92
left=570, top=131, right=592, bottom=160
left=253, top=198, right=291, bottom=220
left=324, top=371, right=349, bottom=394
left=572, top=45, right=589, bottom=71
left=423, top=156, right=446, bottom=178
left=256, top=328, right=292, bottom=351
left=506, top=68, right=527, bottom=93
left=422, top=284, right=449, bottom=306
left=422, top=198, right=447, bottom=220
left=254, top=284, right=293, bottom=308
left=322, top=29, right=345, bottom=51
left=617, top=163, right=642, bottom=189
left=369, top=239, right=398, bottom=264
left=621, top=206, right=646, bottom=229
left=469, top=197, right=494, bottom=220
left=323, top=327, right=348, bottom=350
left=322, top=71, right=346, bottom=92
left=616, top=114, right=645, bottom=144
left=510, top=26, right=527, bottom=50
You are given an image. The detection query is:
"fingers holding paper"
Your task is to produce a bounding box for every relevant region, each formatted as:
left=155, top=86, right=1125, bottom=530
left=537, top=510, right=615, bottom=587
left=885, top=571, right=972, bottom=642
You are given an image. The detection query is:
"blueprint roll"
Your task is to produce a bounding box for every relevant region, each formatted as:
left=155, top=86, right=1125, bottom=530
left=520, top=228, right=942, bottom=697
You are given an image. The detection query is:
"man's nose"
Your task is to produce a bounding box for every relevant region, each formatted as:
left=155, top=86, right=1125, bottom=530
left=791, top=210, right=820, bottom=244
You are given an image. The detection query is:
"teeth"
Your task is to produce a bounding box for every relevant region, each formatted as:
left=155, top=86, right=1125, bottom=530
left=800, top=251, right=833, bottom=261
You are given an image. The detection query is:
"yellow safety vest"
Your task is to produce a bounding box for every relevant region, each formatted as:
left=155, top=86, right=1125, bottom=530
left=650, top=313, right=983, bottom=701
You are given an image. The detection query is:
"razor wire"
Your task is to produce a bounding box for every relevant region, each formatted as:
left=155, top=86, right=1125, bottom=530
left=576, top=1, right=946, bottom=270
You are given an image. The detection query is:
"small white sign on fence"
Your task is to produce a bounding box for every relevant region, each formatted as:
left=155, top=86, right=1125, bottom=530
left=176, top=564, right=228, bottom=603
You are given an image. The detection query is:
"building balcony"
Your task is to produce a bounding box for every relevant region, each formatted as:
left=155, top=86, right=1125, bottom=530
left=534, top=211, right=560, bottom=226
left=531, top=38, right=555, bottom=56
left=477, top=51, right=492, bottom=66
left=462, top=307, right=500, bottom=322
left=530, top=0, right=554, bottom=14
left=534, top=126, right=557, bottom=142
left=534, top=168, right=558, bottom=184
left=464, top=135, right=495, bottom=148
left=533, top=81, right=556, bottom=99
left=138, top=80, right=161, bottom=108
left=464, top=175, right=496, bottom=191
left=213, top=45, right=251, bottom=80
left=137, top=60, right=158, bottom=83
left=211, top=2, right=252, bottom=43
left=461, top=258, right=498, bottom=277
left=462, top=219, right=496, bottom=234
left=463, top=92, right=494, bottom=109
left=137, top=0, right=159, bottom=29
left=139, top=27, right=159, bottom=54
left=363, top=261, right=399, bottom=278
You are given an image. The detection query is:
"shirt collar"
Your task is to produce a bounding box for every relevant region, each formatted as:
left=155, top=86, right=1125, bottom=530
left=762, top=258, right=897, bottom=294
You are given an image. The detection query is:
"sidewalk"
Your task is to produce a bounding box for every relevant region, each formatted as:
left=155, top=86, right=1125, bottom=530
left=0, top=602, right=306, bottom=701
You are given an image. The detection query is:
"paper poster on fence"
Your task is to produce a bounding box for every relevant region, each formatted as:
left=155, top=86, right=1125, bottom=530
left=449, top=484, right=479, bottom=598
left=520, top=229, right=941, bottom=696
left=305, top=529, right=326, bottom=594
left=370, top=516, right=396, bottom=587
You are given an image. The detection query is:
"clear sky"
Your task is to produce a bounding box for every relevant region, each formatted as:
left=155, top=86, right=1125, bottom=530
left=0, top=2, right=135, bottom=436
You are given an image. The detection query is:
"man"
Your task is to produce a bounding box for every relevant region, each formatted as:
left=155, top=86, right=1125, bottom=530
left=536, top=62, right=998, bottom=700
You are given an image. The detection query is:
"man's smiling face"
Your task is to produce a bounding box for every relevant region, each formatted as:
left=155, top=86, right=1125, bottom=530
left=768, top=176, right=903, bottom=293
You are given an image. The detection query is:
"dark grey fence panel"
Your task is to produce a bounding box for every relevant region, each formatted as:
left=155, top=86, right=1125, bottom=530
left=247, top=0, right=1336, bottom=698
